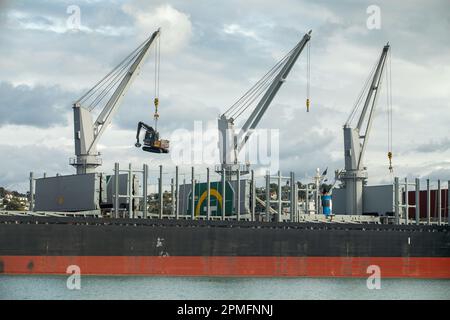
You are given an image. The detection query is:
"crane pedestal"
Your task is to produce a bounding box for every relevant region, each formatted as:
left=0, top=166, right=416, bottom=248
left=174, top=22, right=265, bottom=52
left=339, top=169, right=368, bottom=215
left=70, top=156, right=102, bottom=175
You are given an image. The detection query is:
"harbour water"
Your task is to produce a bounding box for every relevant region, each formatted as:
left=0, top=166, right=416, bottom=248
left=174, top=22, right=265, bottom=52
left=1, top=276, right=449, bottom=300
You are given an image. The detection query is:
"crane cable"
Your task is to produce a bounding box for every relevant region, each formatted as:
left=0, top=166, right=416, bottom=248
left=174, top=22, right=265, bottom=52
left=346, top=58, right=379, bottom=126
left=78, top=38, right=148, bottom=111
left=153, top=34, right=161, bottom=132
left=223, top=48, right=294, bottom=120
left=232, top=61, right=285, bottom=120
left=386, top=48, right=393, bottom=173
left=306, top=41, right=311, bottom=112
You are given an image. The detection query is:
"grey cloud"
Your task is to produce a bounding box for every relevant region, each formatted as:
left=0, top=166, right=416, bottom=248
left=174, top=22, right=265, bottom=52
left=5, top=0, right=134, bottom=33
left=415, top=138, right=450, bottom=153
left=312, top=0, right=450, bottom=64
left=418, top=167, right=450, bottom=182
left=0, top=144, right=71, bottom=192
left=0, top=82, right=73, bottom=127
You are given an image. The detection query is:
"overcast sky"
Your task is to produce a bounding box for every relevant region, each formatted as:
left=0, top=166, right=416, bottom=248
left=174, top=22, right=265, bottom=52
left=0, top=0, right=449, bottom=192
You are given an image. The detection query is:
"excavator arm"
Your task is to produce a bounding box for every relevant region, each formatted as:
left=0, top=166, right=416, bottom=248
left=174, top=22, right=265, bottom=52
left=135, top=121, right=156, bottom=147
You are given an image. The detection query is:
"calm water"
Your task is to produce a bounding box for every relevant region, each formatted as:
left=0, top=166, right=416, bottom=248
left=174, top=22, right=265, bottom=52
left=1, top=276, right=449, bottom=300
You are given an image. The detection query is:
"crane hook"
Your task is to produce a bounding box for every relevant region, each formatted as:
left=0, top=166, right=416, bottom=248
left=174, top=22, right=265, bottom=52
left=153, top=97, right=159, bottom=131
left=388, top=151, right=393, bottom=173
left=154, top=97, right=159, bottom=117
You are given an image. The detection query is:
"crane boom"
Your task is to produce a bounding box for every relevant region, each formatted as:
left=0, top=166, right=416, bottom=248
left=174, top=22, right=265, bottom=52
left=340, top=43, right=390, bottom=215
left=71, top=29, right=160, bottom=174
left=237, top=30, right=312, bottom=151
left=218, top=30, right=312, bottom=174
left=355, top=44, right=389, bottom=170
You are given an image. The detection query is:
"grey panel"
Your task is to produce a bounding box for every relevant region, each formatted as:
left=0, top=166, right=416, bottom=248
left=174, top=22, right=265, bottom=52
left=105, top=173, right=140, bottom=210
left=106, top=174, right=128, bottom=205
left=363, top=184, right=394, bottom=216
left=332, top=188, right=346, bottom=215
left=333, top=184, right=394, bottom=216
left=178, top=183, right=189, bottom=215
left=35, top=173, right=100, bottom=212
left=227, top=179, right=250, bottom=215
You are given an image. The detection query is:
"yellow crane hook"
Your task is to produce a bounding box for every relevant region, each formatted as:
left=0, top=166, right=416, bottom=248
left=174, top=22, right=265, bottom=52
left=388, top=151, right=393, bottom=173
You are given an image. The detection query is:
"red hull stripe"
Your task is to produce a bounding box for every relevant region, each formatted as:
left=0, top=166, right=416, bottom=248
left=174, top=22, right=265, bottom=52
left=1, top=256, right=450, bottom=278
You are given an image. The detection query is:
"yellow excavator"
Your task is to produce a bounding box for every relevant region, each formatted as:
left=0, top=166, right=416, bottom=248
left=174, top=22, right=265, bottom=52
left=135, top=121, right=169, bottom=153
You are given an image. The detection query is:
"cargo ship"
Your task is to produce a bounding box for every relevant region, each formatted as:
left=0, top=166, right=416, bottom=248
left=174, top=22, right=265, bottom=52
left=1, top=215, right=449, bottom=278
left=1, top=30, right=449, bottom=279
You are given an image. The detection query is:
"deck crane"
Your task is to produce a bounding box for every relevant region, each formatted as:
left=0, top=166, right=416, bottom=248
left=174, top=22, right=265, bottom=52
left=338, top=43, right=390, bottom=215
left=217, top=30, right=312, bottom=175
left=71, top=29, right=164, bottom=175
left=134, top=30, right=169, bottom=154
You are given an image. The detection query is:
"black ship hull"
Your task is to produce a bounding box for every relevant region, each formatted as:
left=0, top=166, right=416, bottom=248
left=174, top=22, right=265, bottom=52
left=1, top=216, right=449, bottom=277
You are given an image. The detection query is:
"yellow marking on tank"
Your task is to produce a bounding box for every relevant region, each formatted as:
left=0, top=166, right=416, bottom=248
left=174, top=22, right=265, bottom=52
left=195, top=189, right=223, bottom=217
